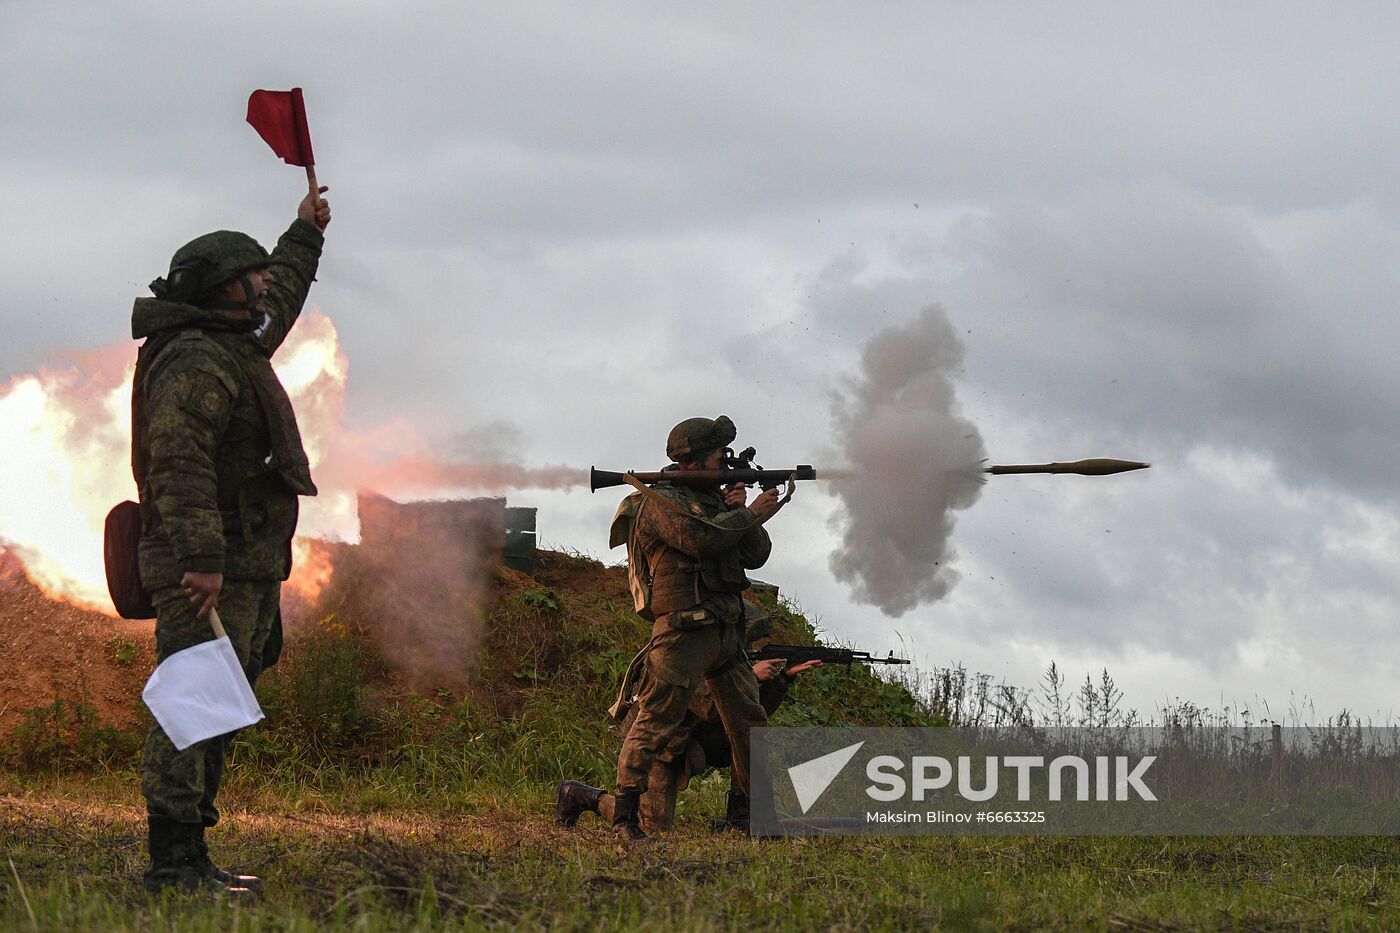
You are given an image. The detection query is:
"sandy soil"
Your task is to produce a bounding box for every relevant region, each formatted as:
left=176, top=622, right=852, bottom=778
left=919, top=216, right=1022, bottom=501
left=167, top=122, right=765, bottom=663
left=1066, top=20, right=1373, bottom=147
left=0, top=539, right=625, bottom=741
left=0, top=549, right=152, bottom=737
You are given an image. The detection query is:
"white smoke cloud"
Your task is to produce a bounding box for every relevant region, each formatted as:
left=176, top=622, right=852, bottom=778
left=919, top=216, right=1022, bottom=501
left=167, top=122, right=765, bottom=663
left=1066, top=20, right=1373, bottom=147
left=827, top=304, right=986, bottom=616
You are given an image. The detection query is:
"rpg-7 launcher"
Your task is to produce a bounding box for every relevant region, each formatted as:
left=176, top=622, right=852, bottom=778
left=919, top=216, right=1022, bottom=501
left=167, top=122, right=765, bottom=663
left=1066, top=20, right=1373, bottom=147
left=591, top=445, right=818, bottom=492
left=749, top=644, right=911, bottom=667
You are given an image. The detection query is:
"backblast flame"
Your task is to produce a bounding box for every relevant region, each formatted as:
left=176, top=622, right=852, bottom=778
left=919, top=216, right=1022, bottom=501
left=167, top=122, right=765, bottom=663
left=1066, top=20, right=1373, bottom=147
left=0, top=311, right=354, bottom=611
left=0, top=309, right=587, bottom=614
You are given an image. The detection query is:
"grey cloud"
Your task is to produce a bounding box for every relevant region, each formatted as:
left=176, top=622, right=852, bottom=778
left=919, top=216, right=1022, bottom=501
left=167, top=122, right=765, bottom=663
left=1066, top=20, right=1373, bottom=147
left=938, top=184, right=1400, bottom=499
left=5, top=1, right=1400, bottom=719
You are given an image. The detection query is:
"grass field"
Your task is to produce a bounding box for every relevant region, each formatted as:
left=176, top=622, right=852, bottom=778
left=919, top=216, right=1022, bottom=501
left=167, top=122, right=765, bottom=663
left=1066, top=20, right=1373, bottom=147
left=3, top=772, right=1399, bottom=931
left=3, top=553, right=1398, bottom=930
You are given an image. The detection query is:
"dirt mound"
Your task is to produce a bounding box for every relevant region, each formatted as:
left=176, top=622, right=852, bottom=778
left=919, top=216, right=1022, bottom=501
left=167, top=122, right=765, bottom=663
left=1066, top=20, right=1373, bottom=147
left=530, top=549, right=627, bottom=595
left=0, top=547, right=152, bottom=737
left=0, top=537, right=630, bottom=742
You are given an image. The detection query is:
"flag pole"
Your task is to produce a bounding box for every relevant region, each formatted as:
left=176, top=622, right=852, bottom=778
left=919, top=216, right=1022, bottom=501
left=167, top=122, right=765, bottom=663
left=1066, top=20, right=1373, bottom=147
left=209, top=607, right=227, bottom=640
left=306, top=165, right=319, bottom=202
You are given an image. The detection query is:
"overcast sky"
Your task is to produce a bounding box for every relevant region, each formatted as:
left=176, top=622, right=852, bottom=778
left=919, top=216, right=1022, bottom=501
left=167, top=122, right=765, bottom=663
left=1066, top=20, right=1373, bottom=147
left=4, top=1, right=1399, bottom=721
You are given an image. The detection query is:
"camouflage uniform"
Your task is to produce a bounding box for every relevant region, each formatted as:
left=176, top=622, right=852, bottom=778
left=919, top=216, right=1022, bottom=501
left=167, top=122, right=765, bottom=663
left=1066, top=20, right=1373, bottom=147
left=615, top=480, right=772, bottom=800
left=597, top=672, right=792, bottom=831
left=132, top=218, right=323, bottom=828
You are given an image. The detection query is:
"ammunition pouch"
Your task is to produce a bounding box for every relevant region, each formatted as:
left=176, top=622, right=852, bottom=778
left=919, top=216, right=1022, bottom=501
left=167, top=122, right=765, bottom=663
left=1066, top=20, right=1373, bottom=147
left=649, top=549, right=749, bottom=618
left=661, top=608, right=715, bottom=630
left=614, top=493, right=655, bottom=621
left=699, top=552, right=749, bottom=594
left=649, top=549, right=703, bottom=615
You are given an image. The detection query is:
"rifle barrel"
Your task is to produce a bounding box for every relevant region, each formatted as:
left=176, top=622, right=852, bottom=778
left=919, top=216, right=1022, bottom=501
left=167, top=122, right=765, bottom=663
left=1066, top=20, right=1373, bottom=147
left=751, top=644, right=911, bottom=665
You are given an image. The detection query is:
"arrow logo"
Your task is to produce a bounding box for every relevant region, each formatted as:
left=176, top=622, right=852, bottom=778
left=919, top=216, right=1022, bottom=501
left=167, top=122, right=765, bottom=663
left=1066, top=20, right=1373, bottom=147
left=786, top=741, right=865, bottom=813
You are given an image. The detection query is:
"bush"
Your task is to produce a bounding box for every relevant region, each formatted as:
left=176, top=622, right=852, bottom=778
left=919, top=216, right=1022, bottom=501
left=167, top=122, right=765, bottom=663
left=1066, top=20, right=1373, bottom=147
left=247, top=615, right=377, bottom=758
left=3, top=692, right=139, bottom=773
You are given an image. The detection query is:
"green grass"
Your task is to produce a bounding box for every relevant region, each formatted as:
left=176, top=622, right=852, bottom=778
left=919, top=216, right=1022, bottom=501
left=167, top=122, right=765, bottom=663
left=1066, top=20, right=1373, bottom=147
left=3, top=775, right=1400, bottom=930
left=4, top=555, right=1399, bottom=928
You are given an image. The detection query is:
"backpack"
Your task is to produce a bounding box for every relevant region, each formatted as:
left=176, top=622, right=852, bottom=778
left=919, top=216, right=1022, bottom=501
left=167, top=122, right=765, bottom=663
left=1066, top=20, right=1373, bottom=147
left=104, top=499, right=154, bottom=619
left=609, top=492, right=654, bottom=621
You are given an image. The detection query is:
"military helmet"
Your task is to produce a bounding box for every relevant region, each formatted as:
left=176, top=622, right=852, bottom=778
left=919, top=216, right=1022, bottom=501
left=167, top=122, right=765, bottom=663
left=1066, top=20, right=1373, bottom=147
left=151, top=230, right=271, bottom=305
left=666, top=415, right=737, bottom=463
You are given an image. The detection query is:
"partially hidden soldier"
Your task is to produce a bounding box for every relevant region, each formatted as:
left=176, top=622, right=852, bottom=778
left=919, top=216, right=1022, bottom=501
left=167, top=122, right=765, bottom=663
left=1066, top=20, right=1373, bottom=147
left=597, top=415, right=789, bottom=841
left=131, top=188, right=330, bottom=894
left=556, top=625, right=821, bottom=833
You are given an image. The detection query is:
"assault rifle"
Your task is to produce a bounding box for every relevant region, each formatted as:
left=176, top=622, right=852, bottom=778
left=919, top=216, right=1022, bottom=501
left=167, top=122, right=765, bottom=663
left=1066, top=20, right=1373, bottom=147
left=749, top=644, right=911, bottom=667
left=591, top=446, right=819, bottom=492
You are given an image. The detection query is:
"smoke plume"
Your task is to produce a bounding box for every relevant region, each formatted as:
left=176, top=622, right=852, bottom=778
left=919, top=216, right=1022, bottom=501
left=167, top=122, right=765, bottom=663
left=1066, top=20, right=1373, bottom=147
left=297, top=506, right=492, bottom=691
left=354, top=459, right=587, bottom=494
left=828, top=304, right=986, bottom=616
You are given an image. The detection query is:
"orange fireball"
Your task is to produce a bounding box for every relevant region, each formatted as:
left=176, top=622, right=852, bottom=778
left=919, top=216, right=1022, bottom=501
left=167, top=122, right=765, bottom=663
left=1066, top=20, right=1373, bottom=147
left=0, top=311, right=358, bottom=612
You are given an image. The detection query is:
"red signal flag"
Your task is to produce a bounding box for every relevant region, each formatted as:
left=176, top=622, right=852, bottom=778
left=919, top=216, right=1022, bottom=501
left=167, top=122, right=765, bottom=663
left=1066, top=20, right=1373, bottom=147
left=246, top=88, right=315, bottom=167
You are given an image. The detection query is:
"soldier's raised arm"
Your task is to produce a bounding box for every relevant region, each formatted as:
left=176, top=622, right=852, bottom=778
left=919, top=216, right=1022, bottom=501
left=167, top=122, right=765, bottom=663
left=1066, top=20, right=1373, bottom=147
left=257, top=187, right=330, bottom=355
left=638, top=485, right=769, bottom=561
left=732, top=486, right=777, bottom=568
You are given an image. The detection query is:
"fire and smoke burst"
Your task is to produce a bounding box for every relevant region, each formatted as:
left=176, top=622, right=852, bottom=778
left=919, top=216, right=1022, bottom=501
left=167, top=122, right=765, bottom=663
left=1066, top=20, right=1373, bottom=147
left=0, top=313, right=353, bottom=609
left=0, top=311, right=584, bottom=614
left=0, top=345, right=135, bottom=607
left=828, top=304, right=986, bottom=617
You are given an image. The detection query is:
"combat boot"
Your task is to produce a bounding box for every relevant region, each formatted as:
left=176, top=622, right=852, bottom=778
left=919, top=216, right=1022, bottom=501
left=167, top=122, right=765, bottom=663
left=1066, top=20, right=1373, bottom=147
left=611, top=792, right=653, bottom=843
left=710, top=791, right=751, bottom=833
left=142, top=816, right=254, bottom=896
left=555, top=780, right=605, bottom=827
left=193, top=825, right=263, bottom=891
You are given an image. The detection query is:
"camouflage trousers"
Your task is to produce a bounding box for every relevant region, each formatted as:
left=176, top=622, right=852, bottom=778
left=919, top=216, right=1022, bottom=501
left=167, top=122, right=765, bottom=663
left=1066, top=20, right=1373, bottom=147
left=141, top=580, right=281, bottom=826
left=616, top=619, right=766, bottom=797
left=598, top=756, right=684, bottom=833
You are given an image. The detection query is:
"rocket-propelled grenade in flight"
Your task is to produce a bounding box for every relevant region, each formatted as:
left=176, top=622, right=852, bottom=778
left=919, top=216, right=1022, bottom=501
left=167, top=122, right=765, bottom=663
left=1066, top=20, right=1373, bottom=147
left=985, top=458, right=1150, bottom=476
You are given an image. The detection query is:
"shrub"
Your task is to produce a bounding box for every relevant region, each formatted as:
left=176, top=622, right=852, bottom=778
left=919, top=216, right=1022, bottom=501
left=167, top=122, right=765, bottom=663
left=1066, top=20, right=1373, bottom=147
left=3, top=691, right=138, bottom=773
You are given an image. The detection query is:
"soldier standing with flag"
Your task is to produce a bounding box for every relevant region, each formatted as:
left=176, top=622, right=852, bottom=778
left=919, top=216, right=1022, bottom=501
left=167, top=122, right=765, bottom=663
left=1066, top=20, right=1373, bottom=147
left=131, top=186, right=329, bottom=893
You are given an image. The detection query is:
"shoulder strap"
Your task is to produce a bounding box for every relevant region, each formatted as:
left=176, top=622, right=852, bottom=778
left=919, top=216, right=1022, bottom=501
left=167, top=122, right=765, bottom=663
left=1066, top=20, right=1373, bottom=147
left=627, top=494, right=654, bottom=607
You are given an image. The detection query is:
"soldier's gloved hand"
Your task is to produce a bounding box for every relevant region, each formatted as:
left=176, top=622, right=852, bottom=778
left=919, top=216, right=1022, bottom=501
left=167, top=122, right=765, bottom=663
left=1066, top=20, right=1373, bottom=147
left=747, top=487, right=783, bottom=522
left=181, top=571, right=223, bottom=620
left=298, top=186, right=331, bottom=230
left=722, top=482, right=748, bottom=508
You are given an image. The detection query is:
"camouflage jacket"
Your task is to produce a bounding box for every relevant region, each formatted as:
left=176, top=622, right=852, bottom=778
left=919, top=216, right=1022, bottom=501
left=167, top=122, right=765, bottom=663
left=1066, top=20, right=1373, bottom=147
left=633, top=481, right=772, bottom=626
left=130, top=219, right=323, bottom=587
